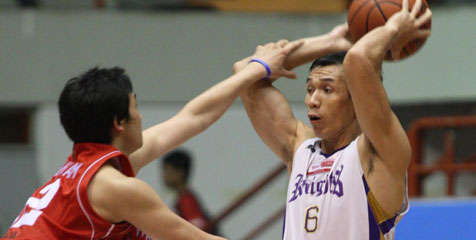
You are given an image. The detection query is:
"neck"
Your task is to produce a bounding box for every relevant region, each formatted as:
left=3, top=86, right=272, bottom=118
left=320, top=122, right=361, bottom=154
left=176, top=184, right=188, bottom=194
left=110, top=137, right=131, bottom=155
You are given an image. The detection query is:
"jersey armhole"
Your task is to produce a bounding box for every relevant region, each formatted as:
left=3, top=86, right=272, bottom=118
left=77, top=154, right=132, bottom=231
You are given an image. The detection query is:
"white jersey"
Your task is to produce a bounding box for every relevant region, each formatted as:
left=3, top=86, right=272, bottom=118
left=283, top=137, right=408, bottom=240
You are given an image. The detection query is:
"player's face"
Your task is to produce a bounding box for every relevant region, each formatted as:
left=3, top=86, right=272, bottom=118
left=305, top=65, right=357, bottom=140
left=163, top=164, right=184, bottom=189
left=122, top=93, right=143, bottom=154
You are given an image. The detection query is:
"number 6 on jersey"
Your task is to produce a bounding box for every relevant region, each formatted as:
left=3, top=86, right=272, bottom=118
left=304, top=205, right=319, bottom=233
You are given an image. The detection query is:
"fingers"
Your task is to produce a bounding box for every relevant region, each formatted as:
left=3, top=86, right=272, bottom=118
left=411, top=0, right=422, bottom=17
left=279, top=69, right=297, bottom=79
left=334, top=23, right=349, bottom=32
left=391, top=48, right=401, bottom=61
left=282, top=39, right=304, bottom=55
left=402, top=0, right=409, bottom=11
left=338, top=23, right=349, bottom=32
left=262, top=42, right=275, bottom=50
left=255, top=45, right=264, bottom=52
left=411, top=29, right=431, bottom=40
left=415, top=8, right=432, bottom=27
left=276, top=39, right=289, bottom=48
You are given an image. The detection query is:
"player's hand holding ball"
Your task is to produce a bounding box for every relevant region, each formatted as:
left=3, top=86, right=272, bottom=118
left=348, top=0, right=432, bottom=60
left=385, top=0, right=432, bottom=60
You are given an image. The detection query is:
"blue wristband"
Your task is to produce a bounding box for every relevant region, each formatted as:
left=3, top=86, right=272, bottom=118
left=248, top=58, right=271, bottom=79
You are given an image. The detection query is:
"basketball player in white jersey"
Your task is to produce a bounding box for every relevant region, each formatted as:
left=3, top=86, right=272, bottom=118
left=237, top=0, right=432, bottom=239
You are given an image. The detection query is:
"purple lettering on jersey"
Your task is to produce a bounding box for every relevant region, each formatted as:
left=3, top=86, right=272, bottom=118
left=135, top=227, right=152, bottom=240
left=290, top=174, right=304, bottom=201
left=329, top=164, right=344, bottom=197
left=289, top=164, right=344, bottom=203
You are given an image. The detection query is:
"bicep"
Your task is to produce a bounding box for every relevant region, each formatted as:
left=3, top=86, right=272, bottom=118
left=89, top=166, right=208, bottom=239
left=343, top=51, right=410, bottom=175
left=241, top=80, right=313, bottom=164
left=116, top=178, right=206, bottom=240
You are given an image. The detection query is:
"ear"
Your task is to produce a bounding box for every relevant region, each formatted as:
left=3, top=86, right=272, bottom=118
left=112, top=116, right=126, bottom=135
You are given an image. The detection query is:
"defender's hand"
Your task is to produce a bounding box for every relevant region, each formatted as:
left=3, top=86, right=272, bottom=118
left=327, top=23, right=353, bottom=51
left=233, top=39, right=304, bottom=80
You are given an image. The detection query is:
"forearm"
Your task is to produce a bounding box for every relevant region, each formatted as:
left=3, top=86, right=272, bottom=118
left=240, top=80, right=300, bottom=162
left=283, top=34, right=336, bottom=70
left=348, top=24, right=398, bottom=66
left=180, top=63, right=266, bottom=129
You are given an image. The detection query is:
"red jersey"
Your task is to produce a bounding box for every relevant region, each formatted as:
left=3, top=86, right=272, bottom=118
left=175, top=190, right=218, bottom=235
left=2, top=143, right=149, bottom=240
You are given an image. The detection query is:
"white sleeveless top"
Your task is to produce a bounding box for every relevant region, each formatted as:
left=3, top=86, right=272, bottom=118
left=283, top=137, right=408, bottom=240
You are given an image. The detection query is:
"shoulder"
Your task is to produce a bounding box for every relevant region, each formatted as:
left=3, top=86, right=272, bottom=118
left=88, top=164, right=157, bottom=223
left=292, top=122, right=315, bottom=156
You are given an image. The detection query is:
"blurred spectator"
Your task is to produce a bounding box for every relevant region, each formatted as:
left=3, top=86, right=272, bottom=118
left=161, top=149, right=220, bottom=235
left=17, top=0, right=39, bottom=8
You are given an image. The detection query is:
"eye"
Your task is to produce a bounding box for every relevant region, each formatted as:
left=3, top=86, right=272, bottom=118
left=306, top=86, right=313, bottom=94
left=324, top=86, right=332, bottom=93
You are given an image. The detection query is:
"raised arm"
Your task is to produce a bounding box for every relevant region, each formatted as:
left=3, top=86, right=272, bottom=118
left=239, top=25, right=352, bottom=167
left=284, top=24, right=352, bottom=70
left=343, top=0, right=431, bottom=176
left=129, top=40, right=303, bottom=174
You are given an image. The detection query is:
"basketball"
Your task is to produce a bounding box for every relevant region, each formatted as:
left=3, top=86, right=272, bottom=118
left=347, top=0, right=431, bottom=60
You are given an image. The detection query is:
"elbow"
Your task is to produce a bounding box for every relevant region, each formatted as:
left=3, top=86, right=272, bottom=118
left=343, top=48, right=368, bottom=68
left=186, top=110, right=214, bottom=134
left=195, top=116, right=211, bottom=133
left=343, top=48, right=377, bottom=78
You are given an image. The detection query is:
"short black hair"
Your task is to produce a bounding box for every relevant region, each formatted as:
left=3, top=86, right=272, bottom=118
left=309, top=51, right=383, bottom=81
left=309, top=51, right=347, bottom=72
left=163, top=149, right=192, bottom=182
left=58, top=67, right=133, bottom=144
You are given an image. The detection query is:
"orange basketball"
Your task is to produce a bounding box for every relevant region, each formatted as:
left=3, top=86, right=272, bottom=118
left=347, top=0, right=431, bottom=60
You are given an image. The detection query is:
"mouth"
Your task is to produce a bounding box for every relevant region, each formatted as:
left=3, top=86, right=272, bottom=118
left=308, top=114, right=321, bottom=122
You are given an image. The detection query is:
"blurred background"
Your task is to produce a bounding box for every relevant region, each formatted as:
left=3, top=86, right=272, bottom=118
left=0, top=0, right=475, bottom=239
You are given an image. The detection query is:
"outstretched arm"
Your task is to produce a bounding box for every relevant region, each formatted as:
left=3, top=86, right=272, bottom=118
left=129, top=40, right=303, bottom=174
left=343, top=0, right=432, bottom=176
left=89, top=165, right=226, bottom=240
left=239, top=25, right=353, bottom=167
left=284, top=24, right=352, bottom=70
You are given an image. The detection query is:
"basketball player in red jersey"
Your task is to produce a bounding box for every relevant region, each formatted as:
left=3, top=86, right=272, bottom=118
left=2, top=40, right=303, bottom=239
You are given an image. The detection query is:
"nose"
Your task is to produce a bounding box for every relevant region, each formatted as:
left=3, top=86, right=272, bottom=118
left=308, top=91, right=321, bottom=109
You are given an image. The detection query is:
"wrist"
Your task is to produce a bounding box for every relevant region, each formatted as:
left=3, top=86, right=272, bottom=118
left=241, top=61, right=268, bottom=80
left=323, top=34, right=350, bottom=53
left=384, top=22, right=399, bottom=37
left=248, top=58, right=271, bottom=79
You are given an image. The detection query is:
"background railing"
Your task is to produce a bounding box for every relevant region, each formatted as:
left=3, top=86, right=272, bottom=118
left=407, top=115, right=476, bottom=196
